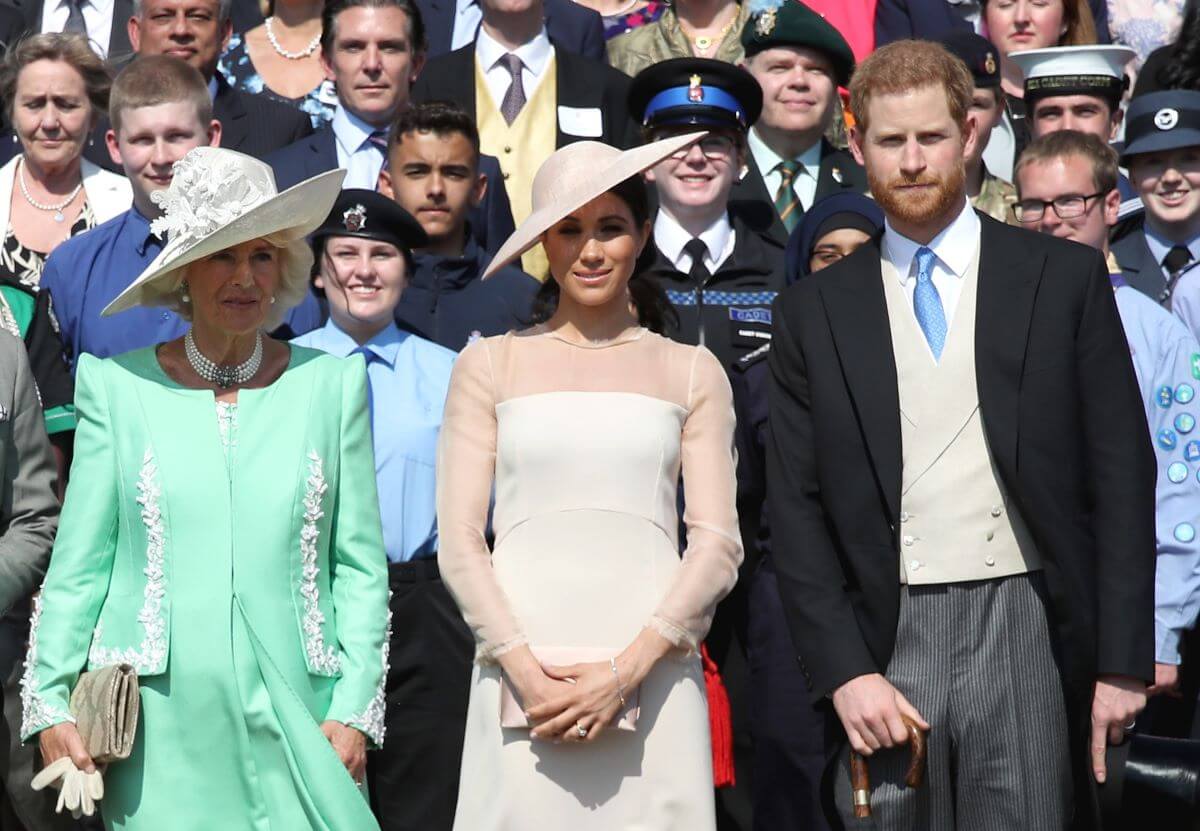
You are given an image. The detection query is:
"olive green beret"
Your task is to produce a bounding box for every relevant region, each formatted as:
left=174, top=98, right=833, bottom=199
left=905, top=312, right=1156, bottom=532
left=741, top=0, right=855, bottom=87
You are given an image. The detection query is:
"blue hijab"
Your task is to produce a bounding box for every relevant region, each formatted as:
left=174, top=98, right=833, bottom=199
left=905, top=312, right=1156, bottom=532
left=784, top=192, right=884, bottom=283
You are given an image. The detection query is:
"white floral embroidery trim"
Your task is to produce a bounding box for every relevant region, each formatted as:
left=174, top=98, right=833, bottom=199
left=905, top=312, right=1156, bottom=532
left=88, top=449, right=168, bottom=674
left=19, top=591, right=75, bottom=739
left=347, top=601, right=391, bottom=746
left=301, top=451, right=341, bottom=675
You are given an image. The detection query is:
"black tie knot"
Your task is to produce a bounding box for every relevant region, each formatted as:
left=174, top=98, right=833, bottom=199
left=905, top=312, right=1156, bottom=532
left=684, top=237, right=708, bottom=263
left=1165, top=245, right=1194, bottom=275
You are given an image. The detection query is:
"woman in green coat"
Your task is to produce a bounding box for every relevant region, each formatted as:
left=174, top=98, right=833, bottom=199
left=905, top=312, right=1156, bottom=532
left=19, top=147, right=391, bottom=830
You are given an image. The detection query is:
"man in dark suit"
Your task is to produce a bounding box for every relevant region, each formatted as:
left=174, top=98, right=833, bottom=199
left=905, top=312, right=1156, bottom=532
left=768, top=40, right=1153, bottom=829
left=414, top=0, right=603, bottom=61
left=82, top=0, right=311, bottom=170
left=874, top=0, right=1109, bottom=48
left=411, top=0, right=635, bottom=277
left=9, top=0, right=133, bottom=60
left=267, top=0, right=515, bottom=254
left=734, top=0, right=867, bottom=247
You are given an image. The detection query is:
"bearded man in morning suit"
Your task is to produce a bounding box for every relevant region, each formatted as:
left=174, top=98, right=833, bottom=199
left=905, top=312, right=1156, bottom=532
left=766, top=39, right=1155, bottom=830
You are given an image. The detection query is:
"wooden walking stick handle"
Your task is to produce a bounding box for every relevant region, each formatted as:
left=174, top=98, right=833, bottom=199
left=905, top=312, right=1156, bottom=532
left=849, top=715, right=928, bottom=818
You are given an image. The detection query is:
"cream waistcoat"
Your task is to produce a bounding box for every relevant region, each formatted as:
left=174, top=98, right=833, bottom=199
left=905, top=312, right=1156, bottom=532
left=881, top=250, right=1043, bottom=584
left=475, top=56, right=557, bottom=280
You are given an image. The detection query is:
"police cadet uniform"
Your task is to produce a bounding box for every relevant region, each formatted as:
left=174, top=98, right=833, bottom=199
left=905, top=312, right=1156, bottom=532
left=629, top=59, right=787, bottom=376
left=1010, top=44, right=1142, bottom=213
left=942, top=32, right=1021, bottom=227
left=1115, top=90, right=1200, bottom=310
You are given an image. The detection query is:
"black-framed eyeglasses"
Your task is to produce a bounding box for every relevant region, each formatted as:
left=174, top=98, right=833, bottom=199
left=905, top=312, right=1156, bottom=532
left=665, top=134, right=738, bottom=160
left=1013, top=192, right=1107, bottom=223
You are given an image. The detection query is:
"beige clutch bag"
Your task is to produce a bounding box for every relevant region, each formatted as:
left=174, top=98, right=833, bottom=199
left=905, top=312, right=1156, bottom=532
left=69, top=664, right=139, bottom=764
left=500, top=646, right=640, bottom=731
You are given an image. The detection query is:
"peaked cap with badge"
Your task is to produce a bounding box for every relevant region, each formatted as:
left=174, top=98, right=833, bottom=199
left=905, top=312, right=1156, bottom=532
left=1010, top=45, right=1135, bottom=109
left=311, top=189, right=428, bottom=254
left=740, top=0, right=855, bottom=88
left=629, top=58, right=763, bottom=134
left=1121, top=90, right=1200, bottom=164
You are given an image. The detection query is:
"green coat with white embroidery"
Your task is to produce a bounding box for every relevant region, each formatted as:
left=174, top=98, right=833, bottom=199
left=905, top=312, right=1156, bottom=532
left=21, top=344, right=389, bottom=757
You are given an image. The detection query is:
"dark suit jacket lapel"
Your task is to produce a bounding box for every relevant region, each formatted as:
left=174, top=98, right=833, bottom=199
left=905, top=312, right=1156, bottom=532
left=553, top=49, right=595, bottom=148
left=313, top=126, right=337, bottom=172
left=424, top=0, right=454, bottom=56
left=212, top=75, right=249, bottom=152
left=20, top=0, right=38, bottom=33
left=108, top=0, right=132, bottom=60
left=440, top=47, right=477, bottom=121
left=975, top=214, right=1043, bottom=477
left=819, top=238, right=903, bottom=522
left=815, top=142, right=867, bottom=202
left=731, top=156, right=787, bottom=245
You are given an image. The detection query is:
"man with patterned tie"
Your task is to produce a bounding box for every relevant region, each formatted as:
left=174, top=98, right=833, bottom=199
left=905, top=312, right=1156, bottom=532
left=731, top=0, right=867, bottom=247
left=629, top=58, right=786, bottom=376
left=768, top=40, right=1155, bottom=830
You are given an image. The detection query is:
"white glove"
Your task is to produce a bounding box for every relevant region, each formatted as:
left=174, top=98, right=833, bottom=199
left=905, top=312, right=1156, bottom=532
left=31, top=756, right=104, bottom=818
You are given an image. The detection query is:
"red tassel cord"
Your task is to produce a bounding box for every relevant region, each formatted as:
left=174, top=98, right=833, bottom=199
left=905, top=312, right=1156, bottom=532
left=701, top=642, right=735, bottom=788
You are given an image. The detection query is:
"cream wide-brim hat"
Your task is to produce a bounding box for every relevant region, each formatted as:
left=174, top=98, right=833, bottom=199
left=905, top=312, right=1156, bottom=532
left=102, top=147, right=346, bottom=323
left=481, top=132, right=707, bottom=280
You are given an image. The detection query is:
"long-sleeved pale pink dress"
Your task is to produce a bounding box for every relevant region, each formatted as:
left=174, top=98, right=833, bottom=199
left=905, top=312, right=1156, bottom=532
left=436, top=325, right=743, bottom=830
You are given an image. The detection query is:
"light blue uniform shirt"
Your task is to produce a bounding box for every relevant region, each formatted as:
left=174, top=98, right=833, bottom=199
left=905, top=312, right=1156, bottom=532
left=294, top=320, right=456, bottom=562
left=1114, top=281, right=1200, bottom=664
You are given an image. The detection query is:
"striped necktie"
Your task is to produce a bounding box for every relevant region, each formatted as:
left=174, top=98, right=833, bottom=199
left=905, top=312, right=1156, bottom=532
left=774, top=159, right=803, bottom=232
left=499, top=53, right=526, bottom=125
left=63, top=0, right=87, bottom=35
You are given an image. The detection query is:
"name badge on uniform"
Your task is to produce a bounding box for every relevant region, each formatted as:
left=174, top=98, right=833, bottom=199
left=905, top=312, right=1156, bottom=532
left=730, top=307, right=772, bottom=325
left=558, top=106, right=603, bottom=137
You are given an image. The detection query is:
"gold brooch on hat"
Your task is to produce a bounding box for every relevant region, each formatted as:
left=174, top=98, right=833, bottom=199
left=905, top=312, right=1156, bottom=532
left=343, top=204, right=367, bottom=232
left=688, top=74, right=705, bottom=103
left=755, top=7, right=777, bottom=37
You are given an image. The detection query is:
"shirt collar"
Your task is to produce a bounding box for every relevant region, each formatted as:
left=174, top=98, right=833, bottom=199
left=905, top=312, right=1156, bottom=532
left=332, top=105, right=382, bottom=154
left=475, top=26, right=553, bottom=77
left=653, top=209, right=733, bottom=269
left=207, top=76, right=218, bottom=101
left=125, top=205, right=162, bottom=257
left=884, top=199, right=980, bottom=283
left=315, top=318, right=406, bottom=366
left=1143, top=224, right=1200, bottom=268
left=747, top=127, right=822, bottom=182
left=60, top=0, right=115, bottom=12
left=456, top=0, right=478, bottom=12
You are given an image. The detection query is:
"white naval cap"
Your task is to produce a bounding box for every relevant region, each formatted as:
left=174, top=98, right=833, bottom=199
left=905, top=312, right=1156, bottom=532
left=1009, top=45, right=1136, bottom=103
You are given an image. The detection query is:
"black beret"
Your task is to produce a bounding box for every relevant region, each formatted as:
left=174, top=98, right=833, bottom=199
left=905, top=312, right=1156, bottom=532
left=740, top=0, right=855, bottom=88
left=942, top=31, right=1000, bottom=89
left=311, top=189, right=427, bottom=253
left=628, top=58, right=763, bottom=132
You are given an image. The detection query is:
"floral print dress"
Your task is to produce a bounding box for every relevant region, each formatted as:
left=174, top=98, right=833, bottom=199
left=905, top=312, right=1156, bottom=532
left=0, top=202, right=94, bottom=288
left=218, top=33, right=337, bottom=129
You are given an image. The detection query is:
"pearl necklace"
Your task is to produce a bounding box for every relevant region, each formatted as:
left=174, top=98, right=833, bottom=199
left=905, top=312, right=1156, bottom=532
left=17, top=159, right=82, bottom=223
left=264, top=16, right=321, bottom=60
left=185, top=330, right=264, bottom=389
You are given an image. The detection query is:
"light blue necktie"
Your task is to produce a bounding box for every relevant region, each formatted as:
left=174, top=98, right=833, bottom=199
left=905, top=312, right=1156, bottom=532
left=354, top=347, right=381, bottom=424
left=913, top=246, right=947, bottom=360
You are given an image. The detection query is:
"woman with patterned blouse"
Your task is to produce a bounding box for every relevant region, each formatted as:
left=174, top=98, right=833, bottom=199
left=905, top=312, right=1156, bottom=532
left=218, top=0, right=335, bottom=128
left=22, top=147, right=389, bottom=830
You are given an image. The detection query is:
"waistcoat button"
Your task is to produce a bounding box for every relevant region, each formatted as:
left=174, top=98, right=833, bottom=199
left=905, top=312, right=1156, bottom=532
left=985, top=556, right=996, bottom=567
left=903, top=535, right=914, bottom=546
left=991, top=506, right=1002, bottom=517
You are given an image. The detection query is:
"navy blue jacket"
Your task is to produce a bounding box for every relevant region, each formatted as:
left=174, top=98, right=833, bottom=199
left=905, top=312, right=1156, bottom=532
left=874, top=0, right=1110, bottom=46
left=415, top=0, right=605, bottom=61
left=266, top=125, right=516, bottom=255
left=398, top=233, right=539, bottom=351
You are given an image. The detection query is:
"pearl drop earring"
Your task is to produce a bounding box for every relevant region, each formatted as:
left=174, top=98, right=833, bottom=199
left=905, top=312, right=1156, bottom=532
left=180, top=281, right=191, bottom=303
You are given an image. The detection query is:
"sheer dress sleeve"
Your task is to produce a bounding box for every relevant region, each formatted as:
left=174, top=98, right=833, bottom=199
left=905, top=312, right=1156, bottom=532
left=649, top=346, right=743, bottom=653
left=436, top=340, right=527, bottom=662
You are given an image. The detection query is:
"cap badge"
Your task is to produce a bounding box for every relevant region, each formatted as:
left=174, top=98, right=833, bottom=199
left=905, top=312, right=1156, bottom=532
left=755, top=7, right=777, bottom=37
left=831, top=166, right=844, bottom=184
left=984, top=52, right=996, bottom=75
left=343, top=204, right=367, bottom=232
left=688, top=74, right=705, bottom=103
left=1155, top=108, right=1180, bottom=131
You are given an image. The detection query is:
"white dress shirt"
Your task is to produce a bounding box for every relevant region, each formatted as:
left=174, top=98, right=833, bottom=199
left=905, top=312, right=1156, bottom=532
left=654, top=209, right=736, bottom=274
left=331, top=106, right=387, bottom=191
left=883, top=199, right=980, bottom=332
left=747, top=128, right=822, bottom=214
left=1145, top=225, right=1200, bottom=282
left=475, top=27, right=553, bottom=110
left=451, top=0, right=483, bottom=50
left=41, top=0, right=113, bottom=58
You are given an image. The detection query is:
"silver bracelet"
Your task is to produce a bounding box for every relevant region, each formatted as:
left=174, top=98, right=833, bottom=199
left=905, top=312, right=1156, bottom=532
left=610, top=657, right=627, bottom=707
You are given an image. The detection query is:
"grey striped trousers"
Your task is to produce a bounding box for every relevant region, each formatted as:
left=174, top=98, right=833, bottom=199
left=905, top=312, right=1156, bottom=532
left=834, top=572, right=1073, bottom=830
